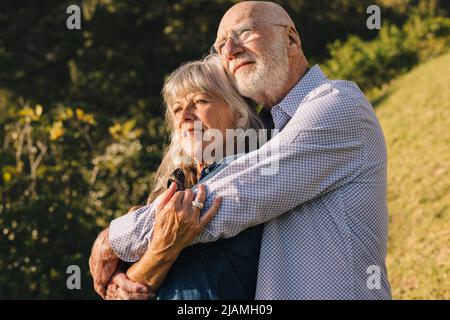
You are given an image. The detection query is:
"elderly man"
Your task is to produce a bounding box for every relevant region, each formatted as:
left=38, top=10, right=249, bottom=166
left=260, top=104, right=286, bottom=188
left=89, top=1, right=391, bottom=299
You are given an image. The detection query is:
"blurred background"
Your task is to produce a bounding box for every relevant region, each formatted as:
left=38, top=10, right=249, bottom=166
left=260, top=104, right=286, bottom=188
left=0, top=0, right=448, bottom=299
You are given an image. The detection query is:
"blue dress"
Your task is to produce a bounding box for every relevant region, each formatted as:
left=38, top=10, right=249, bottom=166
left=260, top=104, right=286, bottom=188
left=156, top=158, right=263, bottom=300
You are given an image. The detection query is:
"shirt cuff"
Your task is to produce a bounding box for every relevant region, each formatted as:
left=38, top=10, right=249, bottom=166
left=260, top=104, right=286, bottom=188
left=109, top=206, right=152, bottom=263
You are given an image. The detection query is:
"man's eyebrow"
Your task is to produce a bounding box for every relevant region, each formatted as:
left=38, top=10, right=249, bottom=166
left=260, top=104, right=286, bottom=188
left=216, top=22, right=251, bottom=41
left=235, top=23, right=253, bottom=30
left=215, top=31, right=226, bottom=43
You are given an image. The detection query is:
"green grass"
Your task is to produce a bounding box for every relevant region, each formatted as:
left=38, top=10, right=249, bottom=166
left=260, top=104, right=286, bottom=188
left=374, top=53, right=450, bottom=299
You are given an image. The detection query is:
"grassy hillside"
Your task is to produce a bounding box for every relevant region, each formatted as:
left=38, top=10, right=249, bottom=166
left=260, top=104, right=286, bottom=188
left=375, top=53, right=450, bottom=299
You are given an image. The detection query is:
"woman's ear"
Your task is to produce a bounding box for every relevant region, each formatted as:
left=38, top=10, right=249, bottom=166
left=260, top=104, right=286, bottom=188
left=235, top=112, right=248, bottom=128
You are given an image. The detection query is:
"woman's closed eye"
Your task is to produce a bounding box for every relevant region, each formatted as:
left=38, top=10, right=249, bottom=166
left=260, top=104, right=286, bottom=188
left=173, top=106, right=182, bottom=114
left=194, top=99, right=209, bottom=105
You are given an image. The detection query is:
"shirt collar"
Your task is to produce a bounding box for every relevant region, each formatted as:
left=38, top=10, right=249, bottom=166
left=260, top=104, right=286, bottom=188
left=168, top=162, right=219, bottom=188
left=273, top=64, right=327, bottom=119
left=199, top=162, right=218, bottom=180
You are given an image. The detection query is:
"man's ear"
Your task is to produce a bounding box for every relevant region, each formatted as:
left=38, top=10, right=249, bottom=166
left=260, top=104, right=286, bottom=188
left=287, top=27, right=301, bottom=56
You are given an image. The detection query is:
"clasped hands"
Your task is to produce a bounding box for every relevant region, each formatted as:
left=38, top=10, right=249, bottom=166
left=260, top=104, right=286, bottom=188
left=88, top=183, right=221, bottom=300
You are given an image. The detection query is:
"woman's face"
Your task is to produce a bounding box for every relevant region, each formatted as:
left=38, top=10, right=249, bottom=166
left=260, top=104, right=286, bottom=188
left=171, top=91, right=236, bottom=163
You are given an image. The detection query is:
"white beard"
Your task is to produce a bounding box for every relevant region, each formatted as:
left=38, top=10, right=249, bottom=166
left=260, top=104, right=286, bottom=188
left=233, top=37, right=290, bottom=100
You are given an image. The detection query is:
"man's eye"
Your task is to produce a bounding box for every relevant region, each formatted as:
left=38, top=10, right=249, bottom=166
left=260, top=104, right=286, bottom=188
left=216, top=42, right=225, bottom=52
left=194, top=99, right=208, bottom=105
left=237, top=28, right=252, bottom=39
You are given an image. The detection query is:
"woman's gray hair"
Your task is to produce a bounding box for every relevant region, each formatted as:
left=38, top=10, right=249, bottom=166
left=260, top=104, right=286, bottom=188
left=148, top=54, right=263, bottom=203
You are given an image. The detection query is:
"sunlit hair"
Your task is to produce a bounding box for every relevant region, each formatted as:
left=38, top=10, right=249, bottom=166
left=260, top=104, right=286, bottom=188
left=147, top=54, right=263, bottom=203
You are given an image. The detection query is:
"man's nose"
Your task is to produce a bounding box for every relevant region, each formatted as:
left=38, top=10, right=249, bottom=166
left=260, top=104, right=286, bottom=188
left=222, top=37, right=244, bottom=60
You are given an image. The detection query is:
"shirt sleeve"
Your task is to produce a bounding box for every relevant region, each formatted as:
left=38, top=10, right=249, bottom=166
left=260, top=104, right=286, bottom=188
left=109, top=199, right=159, bottom=262
left=193, top=90, right=366, bottom=243
left=108, top=88, right=366, bottom=260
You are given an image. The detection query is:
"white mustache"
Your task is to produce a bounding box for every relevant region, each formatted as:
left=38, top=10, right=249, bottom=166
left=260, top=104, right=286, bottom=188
left=232, top=54, right=257, bottom=72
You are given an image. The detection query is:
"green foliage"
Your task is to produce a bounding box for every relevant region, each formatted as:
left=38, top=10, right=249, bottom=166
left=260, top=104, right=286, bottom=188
left=403, top=14, right=450, bottom=61
left=323, top=13, right=450, bottom=90
left=0, top=0, right=448, bottom=299
left=1, top=0, right=409, bottom=298
left=0, top=103, right=161, bottom=298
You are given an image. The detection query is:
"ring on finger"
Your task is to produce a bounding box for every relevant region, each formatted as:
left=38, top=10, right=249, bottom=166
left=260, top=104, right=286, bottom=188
left=192, top=200, right=204, bottom=210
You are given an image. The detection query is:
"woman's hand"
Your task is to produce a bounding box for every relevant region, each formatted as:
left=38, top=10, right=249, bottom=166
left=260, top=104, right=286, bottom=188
left=125, top=182, right=221, bottom=288
left=151, top=183, right=222, bottom=254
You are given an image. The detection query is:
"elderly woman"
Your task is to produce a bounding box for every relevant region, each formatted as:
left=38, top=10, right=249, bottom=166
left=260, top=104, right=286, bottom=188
left=106, top=54, right=267, bottom=300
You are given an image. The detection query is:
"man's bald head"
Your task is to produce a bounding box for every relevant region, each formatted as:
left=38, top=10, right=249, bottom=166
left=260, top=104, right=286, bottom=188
left=214, top=1, right=308, bottom=107
left=217, top=1, right=298, bottom=39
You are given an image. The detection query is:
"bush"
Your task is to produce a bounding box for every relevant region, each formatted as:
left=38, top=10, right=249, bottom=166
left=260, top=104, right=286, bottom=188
left=323, top=14, right=450, bottom=90
left=403, top=15, right=450, bottom=61
left=0, top=103, right=162, bottom=298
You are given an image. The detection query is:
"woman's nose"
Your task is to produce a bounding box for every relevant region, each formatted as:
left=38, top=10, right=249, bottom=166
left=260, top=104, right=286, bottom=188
left=180, top=106, right=195, bottom=122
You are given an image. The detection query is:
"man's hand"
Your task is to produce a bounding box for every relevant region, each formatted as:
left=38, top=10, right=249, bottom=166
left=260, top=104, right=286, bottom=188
left=89, top=228, right=120, bottom=299
left=105, top=271, right=154, bottom=300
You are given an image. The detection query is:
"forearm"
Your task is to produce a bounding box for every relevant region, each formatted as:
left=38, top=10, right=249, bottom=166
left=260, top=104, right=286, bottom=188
left=110, top=94, right=368, bottom=253
left=109, top=203, right=157, bottom=262
left=190, top=96, right=366, bottom=243
left=126, top=241, right=180, bottom=291
left=89, top=228, right=120, bottom=298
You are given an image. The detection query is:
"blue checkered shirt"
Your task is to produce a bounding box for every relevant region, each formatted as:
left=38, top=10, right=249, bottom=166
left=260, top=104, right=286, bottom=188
left=109, top=65, right=392, bottom=299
